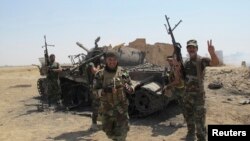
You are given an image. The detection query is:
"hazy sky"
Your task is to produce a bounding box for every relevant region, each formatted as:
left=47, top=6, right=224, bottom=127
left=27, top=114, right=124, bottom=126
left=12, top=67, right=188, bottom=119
left=0, top=0, right=250, bottom=66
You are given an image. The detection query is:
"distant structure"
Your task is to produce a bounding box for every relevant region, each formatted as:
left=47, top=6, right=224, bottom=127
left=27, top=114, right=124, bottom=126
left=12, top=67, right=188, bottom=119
left=129, top=38, right=146, bottom=49
left=215, top=50, right=224, bottom=65
left=241, top=61, right=246, bottom=67
left=126, top=38, right=174, bottom=66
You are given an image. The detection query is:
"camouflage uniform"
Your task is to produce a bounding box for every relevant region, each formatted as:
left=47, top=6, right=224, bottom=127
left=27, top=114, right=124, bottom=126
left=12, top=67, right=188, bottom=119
left=46, top=61, right=61, bottom=105
left=183, top=56, right=210, bottom=141
left=168, top=69, right=186, bottom=121
left=94, top=66, right=130, bottom=141
left=87, top=62, right=100, bottom=124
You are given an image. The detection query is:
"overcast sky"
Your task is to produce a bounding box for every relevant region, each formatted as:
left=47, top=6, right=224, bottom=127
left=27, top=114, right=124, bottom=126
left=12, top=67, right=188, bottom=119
left=0, top=0, right=250, bottom=66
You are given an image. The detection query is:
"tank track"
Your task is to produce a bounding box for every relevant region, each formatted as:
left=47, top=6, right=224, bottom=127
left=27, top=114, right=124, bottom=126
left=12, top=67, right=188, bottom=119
left=37, top=78, right=46, bottom=96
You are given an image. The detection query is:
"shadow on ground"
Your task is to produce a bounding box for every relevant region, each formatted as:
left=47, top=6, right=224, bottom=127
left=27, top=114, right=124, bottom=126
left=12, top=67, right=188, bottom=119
left=130, top=101, right=184, bottom=137
left=51, top=129, right=99, bottom=141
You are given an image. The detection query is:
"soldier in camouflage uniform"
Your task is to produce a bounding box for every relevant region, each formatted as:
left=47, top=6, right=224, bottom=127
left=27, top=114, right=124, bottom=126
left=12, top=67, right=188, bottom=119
left=164, top=56, right=186, bottom=124
left=183, top=39, right=219, bottom=141
left=46, top=54, right=62, bottom=107
left=93, top=51, right=133, bottom=141
left=79, top=51, right=103, bottom=130
left=87, top=61, right=101, bottom=131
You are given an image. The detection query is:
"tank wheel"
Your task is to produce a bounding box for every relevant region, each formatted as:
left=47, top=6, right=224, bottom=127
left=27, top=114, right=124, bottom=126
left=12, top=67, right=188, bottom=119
left=127, top=94, right=138, bottom=115
left=63, top=86, right=90, bottom=109
left=134, top=89, right=152, bottom=113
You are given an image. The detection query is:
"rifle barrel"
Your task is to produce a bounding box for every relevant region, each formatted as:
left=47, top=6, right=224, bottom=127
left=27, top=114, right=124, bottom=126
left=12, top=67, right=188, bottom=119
left=164, top=15, right=186, bottom=80
left=76, top=42, right=90, bottom=53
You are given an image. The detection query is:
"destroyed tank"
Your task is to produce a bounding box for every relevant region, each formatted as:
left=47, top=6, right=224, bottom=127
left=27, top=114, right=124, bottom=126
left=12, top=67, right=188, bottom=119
left=36, top=36, right=105, bottom=109
left=59, top=37, right=106, bottom=108
left=114, top=46, right=175, bottom=117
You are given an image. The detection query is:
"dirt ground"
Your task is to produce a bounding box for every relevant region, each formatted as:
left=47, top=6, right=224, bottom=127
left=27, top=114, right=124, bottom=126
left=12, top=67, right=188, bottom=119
left=0, top=66, right=250, bottom=141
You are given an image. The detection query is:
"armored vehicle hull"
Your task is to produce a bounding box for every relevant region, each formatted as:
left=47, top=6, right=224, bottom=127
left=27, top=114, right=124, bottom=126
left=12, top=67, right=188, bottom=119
left=125, top=63, right=174, bottom=117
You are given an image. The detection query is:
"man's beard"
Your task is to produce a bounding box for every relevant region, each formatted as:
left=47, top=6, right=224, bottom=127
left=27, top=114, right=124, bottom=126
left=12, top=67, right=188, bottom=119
left=105, top=64, right=118, bottom=72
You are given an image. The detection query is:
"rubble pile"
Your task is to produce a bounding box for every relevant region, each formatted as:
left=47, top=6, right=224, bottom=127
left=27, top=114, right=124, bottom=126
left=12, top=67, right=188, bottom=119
left=205, top=66, right=250, bottom=95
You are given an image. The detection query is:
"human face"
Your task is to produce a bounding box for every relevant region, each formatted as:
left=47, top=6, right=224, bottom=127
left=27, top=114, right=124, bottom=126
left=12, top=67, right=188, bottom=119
left=105, top=57, right=118, bottom=69
left=50, top=55, right=55, bottom=62
left=187, top=46, right=198, bottom=59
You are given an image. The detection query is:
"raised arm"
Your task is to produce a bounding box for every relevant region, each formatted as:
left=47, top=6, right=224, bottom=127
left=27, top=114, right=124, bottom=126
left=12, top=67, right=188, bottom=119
left=207, top=40, right=219, bottom=66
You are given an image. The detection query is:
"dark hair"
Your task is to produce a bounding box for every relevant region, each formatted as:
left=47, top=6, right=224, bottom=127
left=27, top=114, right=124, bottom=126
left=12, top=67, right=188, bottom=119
left=49, top=54, right=55, bottom=57
left=104, top=51, right=118, bottom=59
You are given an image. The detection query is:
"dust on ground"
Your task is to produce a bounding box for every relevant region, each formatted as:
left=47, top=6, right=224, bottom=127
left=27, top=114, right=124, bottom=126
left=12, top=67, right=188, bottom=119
left=0, top=66, right=249, bottom=141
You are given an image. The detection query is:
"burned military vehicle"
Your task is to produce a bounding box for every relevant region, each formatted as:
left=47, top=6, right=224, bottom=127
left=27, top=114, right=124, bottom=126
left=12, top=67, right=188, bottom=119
left=112, top=46, right=174, bottom=117
left=59, top=37, right=105, bottom=108
left=36, top=36, right=105, bottom=110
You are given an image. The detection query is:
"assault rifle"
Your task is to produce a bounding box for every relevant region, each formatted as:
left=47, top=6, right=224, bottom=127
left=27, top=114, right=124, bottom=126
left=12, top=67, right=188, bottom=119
left=164, top=15, right=186, bottom=80
left=42, top=35, right=54, bottom=73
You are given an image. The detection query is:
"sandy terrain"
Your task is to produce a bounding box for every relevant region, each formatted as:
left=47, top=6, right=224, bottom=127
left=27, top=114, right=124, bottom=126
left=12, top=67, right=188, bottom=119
left=0, top=66, right=249, bottom=141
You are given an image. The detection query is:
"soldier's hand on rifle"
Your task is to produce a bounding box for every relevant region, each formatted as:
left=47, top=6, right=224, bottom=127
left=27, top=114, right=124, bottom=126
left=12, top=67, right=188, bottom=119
left=172, top=59, right=181, bottom=71
left=207, top=39, right=215, bottom=54
left=124, top=83, right=134, bottom=94
left=46, top=67, right=51, bottom=72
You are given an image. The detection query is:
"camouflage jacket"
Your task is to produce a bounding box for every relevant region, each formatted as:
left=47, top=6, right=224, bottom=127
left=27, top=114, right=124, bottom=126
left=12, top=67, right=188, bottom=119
left=93, top=66, right=131, bottom=115
left=86, top=62, right=95, bottom=85
left=94, top=66, right=131, bottom=90
left=47, top=62, right=60, bottom=80
left=184, top=55, right=210, bottom=92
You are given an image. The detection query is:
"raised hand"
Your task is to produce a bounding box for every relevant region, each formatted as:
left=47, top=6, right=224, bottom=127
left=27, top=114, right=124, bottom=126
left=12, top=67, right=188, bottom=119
left=172, top=59, right=181, bottom=71
left=207, top=39, right=220, bottom=66
left=207, top=40, right=215, bottom=54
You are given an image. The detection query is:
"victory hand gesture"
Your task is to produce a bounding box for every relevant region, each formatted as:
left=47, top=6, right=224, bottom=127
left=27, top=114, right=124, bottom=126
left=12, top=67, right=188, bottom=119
left=207, top=40, right=215, bottom=54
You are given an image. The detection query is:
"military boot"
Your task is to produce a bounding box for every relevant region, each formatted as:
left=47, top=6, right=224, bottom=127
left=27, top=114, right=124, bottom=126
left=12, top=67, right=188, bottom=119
left=196, top=133, right=206, bottom=141
left=89, top=123, right=99, bottom=131
left=185, top=130, right=195, bottom=141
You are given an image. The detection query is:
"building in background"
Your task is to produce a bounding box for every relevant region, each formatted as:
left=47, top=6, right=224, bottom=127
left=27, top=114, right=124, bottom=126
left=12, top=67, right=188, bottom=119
left=215, top=50, right=224, bottom=65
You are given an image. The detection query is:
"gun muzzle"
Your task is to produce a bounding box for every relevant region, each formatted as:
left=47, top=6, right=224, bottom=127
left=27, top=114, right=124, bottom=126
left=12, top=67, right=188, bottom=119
left=76, top=42, right=89, bottom=53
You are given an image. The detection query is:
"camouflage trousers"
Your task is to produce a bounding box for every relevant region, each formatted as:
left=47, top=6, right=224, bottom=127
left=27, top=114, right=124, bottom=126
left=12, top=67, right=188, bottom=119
left=100, top=90, right=129, bottom=141
left=102, top=113, right=129, bottom=141
left=47, top=79, right=61, bottom=105
left=173, top=88, right=187, bottom=122
left=91, top=90, right=101, bottom=124
left=183, top=91, right=206, bottom=141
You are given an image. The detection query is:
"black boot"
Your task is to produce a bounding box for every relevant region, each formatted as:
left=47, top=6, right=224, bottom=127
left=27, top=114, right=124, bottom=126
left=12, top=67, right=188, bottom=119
left=185, top=130, right=195, bottom=141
